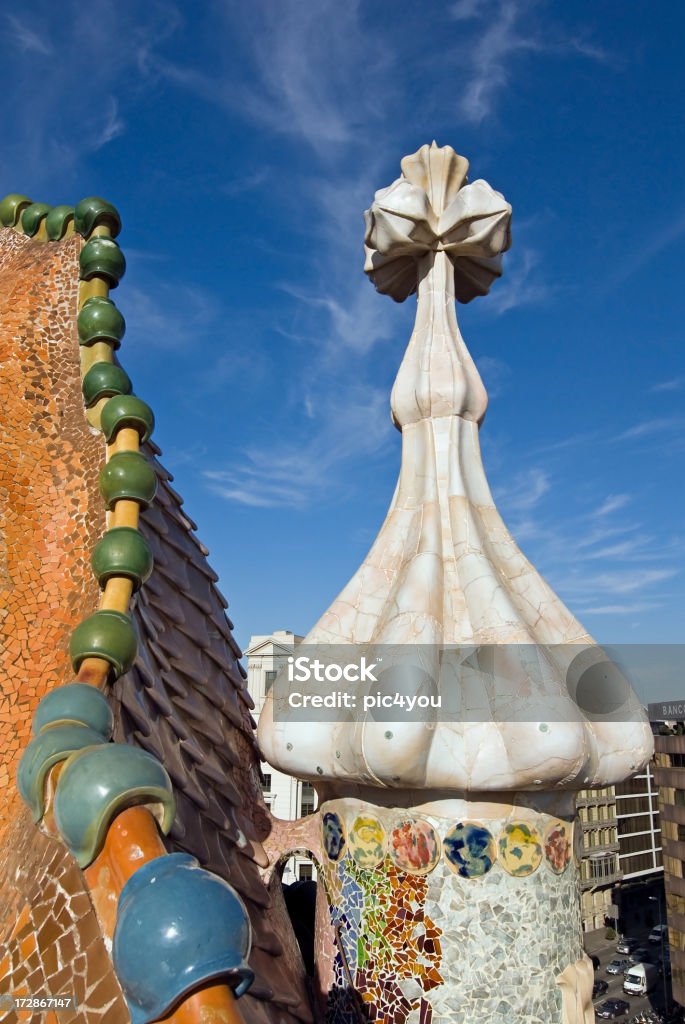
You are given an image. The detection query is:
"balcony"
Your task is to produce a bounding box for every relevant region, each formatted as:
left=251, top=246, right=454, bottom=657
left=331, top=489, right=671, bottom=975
left=582, top=838, right=620, bottom=855
left=576, top=792, right=615, bottom=808
left=580, top=869, right=623, bottom=891
left=581, top=817, right=618, bottom=830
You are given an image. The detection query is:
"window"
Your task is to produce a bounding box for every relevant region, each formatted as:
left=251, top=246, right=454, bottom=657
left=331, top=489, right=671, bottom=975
left=300, top=783, right=316, bottom=816
left=265, top=670, right=278, bottom=692
left=259, top=770, right=272, bottom=794
left=299, top=863, right=314, bottom=881
left=588, top=854, right=619, bottom=880
left=618, top=814, right=652, bottom=835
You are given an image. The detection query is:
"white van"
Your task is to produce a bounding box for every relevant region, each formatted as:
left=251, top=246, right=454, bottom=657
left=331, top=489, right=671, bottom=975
left=623, top=963, right=658, bottom=996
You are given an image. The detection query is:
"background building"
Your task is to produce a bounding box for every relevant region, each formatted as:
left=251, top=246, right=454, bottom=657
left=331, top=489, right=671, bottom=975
left=577, top=785, right=622, bottom=931
left=578, top=758, right=663, bottom=933
left=653, top=723, right=685, bottom=1006
left=244, top=630, right=317, bottom=884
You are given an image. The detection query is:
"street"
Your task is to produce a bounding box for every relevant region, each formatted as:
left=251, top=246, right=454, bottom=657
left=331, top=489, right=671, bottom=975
left=585, top=927, right=673, bottom=1020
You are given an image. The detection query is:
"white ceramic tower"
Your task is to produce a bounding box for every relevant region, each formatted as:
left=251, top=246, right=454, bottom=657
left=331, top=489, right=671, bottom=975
left=258, top=143, right=653, bottom=1024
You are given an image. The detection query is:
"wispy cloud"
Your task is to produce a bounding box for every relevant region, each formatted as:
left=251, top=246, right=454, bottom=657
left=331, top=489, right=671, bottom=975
left=613, top=416, right=685, bottom=442
left=500, top=463, right=680, bottom=619
left=204, top=382, right=392, bottom=508
left=119, top=281, right=221, bottom=350
left=449, top=0, right=609, bottom=124
left=144, top=0, right=394, bottom=157
left=279, top=281, right=399, bottom=358
left=495, top=466, right=550, bottom=512
left=0, top=3, right=179, bottom=185
left=580, top=602, right=663, bottom=616
left=651, top=376, right=685, bottom=393
left=221, top=169, right=269, bottom=196
left=475, top=355, right=512, bottom=397
left=487, top=247, right=553, bottom=314
left=595, top=494, right=631, bottom=517
left=6, top=14, right=54, bottom=56
left=451, top=0, right=482, bottom=21
left=610, top=208, right=685, bottom=286
left=578, top=568, right=677, bottom=595
left=532, top=431, right=599, bottom=455
left=92, top=96, right=125, bottom=149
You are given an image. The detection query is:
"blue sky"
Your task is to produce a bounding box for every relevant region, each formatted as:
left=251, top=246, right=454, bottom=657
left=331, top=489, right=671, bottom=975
left=2, top=0, right=683, bottom=661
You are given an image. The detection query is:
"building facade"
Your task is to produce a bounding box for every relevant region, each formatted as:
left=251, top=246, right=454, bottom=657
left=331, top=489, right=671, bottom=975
left=616, top=761, right=663, bottom=880
left=578, top=757, right=663, bottom=932
left=653, top=728, right=685, bottom=1006
left=244, top=630, right=317, bottom=884
left=577, top=785, right=622, bottom=931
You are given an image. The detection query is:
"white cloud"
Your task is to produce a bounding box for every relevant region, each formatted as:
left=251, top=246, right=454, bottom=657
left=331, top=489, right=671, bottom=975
left=486, top=247, right=553, bottom=314
left=532, top=431, right=598, bottom=455
left=651, top=376, right=685, bottom=393
left=6, top=14, right=53, bottom=55
left=579, top=602, right=663, bottom=615
left=574, top=568, right=678, bottom=596
left=450, top=0, right=482, bottom=21
left=205, top=382, right=393, bottom=508
left=475, top=355, right=512, bottom=397
left=92, top=97, right=125, bottom=149
left=448, top=0, right=608, bottom=125
left=610, top=208, right=685, bottom=286
left=495, top=467, right=550, bottom=512
left=594, top=494, right=631, bottom=517
left=0, top=3, right=179, bottom=184
left=145, top=0, right=393, bottom=157
left=279, top=280, right=399, bottom=357
left=221, top=169, right=269, bottom=196
left=494, top=453, right=680, bottom=619
left=613, top=417, right=685, bottom=442
left=119, top=282, right=221, bottom=349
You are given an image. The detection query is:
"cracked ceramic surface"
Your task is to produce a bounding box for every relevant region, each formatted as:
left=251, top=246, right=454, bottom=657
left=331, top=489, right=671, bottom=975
left=258, top=142, right=653, bottom=797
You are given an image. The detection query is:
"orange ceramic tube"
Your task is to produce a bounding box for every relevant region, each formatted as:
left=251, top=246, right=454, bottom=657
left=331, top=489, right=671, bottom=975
left=83, top=808, right=245, bottom=1024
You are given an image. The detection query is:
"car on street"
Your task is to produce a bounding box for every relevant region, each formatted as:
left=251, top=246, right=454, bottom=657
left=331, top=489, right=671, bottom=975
left=593, top=979, right=609, bottom=1000
left=617, top=937, right=641, bottom=955
left=607, top=958, right=634, bottom=975
left=596, top=998, right=630, bottom=1019
left=631, top=946, right=654, bottom=963
left=623, top=962, right=658, bottom=996
left=649, top=924, right=669, bottom=943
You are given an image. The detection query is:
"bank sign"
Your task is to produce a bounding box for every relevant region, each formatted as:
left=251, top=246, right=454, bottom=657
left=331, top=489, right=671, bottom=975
left=649, top=700, right=685, bottom=721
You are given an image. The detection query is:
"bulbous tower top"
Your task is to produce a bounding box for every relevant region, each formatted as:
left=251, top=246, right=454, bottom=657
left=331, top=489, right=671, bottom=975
left=258, top=143, right=653, bottom=800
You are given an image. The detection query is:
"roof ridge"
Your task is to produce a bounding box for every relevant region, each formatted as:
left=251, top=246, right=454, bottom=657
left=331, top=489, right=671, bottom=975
left=7, top=192, right=261, bottom=1024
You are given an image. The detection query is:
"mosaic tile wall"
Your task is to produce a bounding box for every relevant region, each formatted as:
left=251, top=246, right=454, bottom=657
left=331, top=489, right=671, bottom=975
left=318, top=798, right=583, bottom=1024
left=0, top=228, right=105, bottom=837
left=0, top=228, right=120, bottom=1021
left=0, top=805, right=128, bottom=1023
